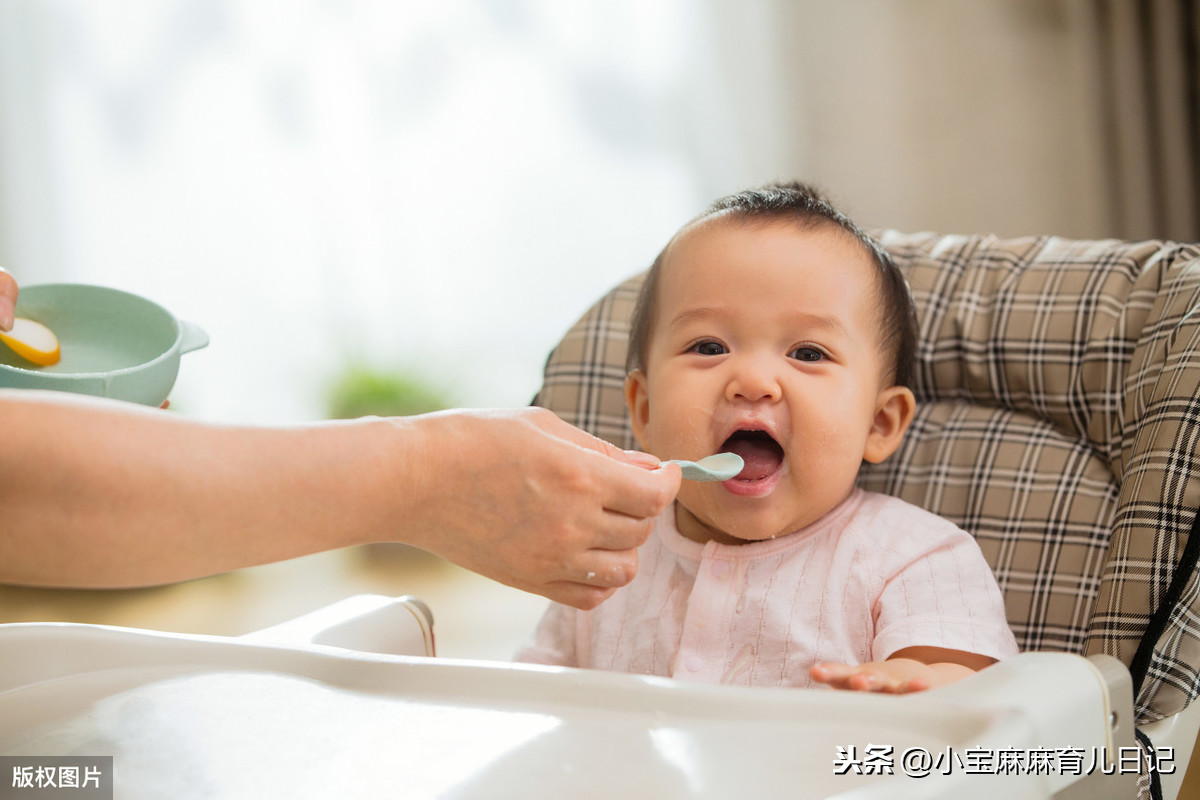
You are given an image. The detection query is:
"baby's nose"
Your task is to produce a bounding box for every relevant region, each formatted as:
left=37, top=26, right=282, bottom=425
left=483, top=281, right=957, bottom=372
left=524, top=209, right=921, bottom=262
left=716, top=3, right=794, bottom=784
left=726, top=357, right=782, bottom=402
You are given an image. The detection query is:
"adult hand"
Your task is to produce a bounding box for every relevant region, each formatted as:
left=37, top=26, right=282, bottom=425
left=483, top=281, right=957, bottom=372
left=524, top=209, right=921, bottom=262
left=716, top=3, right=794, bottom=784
left=400, top=407, right=681, bottom=610
left=0, top=266, right=16, bottom=331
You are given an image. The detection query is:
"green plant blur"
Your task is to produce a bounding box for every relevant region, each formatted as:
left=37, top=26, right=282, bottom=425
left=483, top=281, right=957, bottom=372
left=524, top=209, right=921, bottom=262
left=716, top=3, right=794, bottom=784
left=325, top=362, right=452, bottom=419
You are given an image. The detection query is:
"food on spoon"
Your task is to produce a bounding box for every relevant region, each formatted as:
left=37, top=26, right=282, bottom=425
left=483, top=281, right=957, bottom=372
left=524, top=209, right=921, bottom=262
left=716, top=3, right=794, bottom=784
left=0, top=317, right=61, bottom=366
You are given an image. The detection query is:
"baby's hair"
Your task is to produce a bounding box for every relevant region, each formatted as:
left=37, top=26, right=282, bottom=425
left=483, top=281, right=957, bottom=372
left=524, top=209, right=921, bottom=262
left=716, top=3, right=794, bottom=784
left=626, top=181, right=918, bottom=389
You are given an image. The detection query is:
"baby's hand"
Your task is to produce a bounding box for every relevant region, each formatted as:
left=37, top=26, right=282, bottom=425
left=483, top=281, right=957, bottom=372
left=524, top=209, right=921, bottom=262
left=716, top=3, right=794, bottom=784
left=810, top=658, right=974, bottom=694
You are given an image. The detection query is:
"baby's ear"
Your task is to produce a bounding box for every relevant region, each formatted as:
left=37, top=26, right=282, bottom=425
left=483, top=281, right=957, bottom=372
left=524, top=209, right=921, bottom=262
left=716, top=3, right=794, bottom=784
left=624, top=370, right=652, bottom=451
left=863, top=385, right=916, bottom=464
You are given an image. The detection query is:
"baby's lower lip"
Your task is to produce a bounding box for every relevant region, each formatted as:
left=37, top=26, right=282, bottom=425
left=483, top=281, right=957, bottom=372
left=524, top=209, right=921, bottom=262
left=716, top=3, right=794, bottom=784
left=721, top=468, right=782, bottom=497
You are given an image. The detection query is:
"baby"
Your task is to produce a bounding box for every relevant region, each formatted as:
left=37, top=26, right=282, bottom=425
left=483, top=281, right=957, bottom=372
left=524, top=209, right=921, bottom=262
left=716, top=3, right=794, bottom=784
left=518, top=182, right=1017, bottom=692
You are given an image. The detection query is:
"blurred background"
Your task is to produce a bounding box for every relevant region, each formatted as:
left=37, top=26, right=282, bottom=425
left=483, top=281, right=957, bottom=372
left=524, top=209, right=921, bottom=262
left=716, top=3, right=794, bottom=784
left=3, top=0, right=1196, bottom=424
left=1, top=0, right=1198, bottom=659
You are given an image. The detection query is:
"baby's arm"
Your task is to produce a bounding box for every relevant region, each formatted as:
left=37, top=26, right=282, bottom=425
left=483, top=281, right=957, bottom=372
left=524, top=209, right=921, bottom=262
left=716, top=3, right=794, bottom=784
left=810, top=647, right=997, bottom=694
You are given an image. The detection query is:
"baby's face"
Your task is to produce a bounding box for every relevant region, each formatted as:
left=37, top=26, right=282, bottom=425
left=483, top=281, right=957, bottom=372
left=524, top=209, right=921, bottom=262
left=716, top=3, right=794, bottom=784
left=626, top=217, right=913, bottom=544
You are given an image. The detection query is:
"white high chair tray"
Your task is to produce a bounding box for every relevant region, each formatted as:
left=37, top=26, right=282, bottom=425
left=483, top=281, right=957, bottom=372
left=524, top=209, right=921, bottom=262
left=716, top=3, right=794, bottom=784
left=0, top=614, right=1121, bottom=798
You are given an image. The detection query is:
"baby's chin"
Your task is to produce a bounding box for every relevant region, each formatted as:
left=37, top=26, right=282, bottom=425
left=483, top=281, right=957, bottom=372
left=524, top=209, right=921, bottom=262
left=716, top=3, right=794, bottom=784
left=673, top=502, right=788, bottom=546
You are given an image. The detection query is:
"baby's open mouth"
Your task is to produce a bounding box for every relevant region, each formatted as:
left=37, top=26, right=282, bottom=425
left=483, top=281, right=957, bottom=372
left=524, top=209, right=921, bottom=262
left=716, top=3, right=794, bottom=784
left=720, top=430, right=784, bottom=481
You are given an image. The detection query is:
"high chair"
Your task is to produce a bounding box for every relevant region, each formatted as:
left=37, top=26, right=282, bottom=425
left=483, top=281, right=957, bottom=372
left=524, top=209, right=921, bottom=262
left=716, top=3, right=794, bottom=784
left=0, top=594, right=1122, bottom=799
left=534, top=230, right=1200, bottom=800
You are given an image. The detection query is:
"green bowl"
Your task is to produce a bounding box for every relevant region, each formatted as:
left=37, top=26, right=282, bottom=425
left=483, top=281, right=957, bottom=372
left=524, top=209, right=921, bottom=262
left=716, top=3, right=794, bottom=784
left=0, top=283, right=209, bottom=406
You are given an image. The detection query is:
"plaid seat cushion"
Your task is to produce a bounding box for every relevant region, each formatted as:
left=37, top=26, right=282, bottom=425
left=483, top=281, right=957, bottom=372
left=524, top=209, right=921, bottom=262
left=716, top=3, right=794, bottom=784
left=534, top=230, right=1200, bottom=726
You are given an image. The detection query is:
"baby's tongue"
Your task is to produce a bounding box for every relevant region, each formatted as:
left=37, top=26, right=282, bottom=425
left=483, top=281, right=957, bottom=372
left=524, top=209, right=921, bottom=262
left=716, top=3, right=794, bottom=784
left=723, top=437, right=783, bottom=481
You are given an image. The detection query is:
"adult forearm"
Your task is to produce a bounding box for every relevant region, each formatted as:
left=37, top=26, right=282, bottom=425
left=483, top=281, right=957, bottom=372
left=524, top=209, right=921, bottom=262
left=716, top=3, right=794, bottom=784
left=0, top=394, right=678, bottom=606
left=0, top=391, right=404, bottom=587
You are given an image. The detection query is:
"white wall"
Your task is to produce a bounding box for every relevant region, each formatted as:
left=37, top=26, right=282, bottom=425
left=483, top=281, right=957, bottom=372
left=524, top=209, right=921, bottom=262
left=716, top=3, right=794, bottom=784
left=773, top=0, right=1112, bottom=239
left=0, top=1, right=1148, bottom=423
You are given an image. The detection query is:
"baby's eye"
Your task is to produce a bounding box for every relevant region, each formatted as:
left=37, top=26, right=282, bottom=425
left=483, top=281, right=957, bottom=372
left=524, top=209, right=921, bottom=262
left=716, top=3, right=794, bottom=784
left=689, top=340, right=727, bottom=356
left=789, top=346, right=825, bottom=363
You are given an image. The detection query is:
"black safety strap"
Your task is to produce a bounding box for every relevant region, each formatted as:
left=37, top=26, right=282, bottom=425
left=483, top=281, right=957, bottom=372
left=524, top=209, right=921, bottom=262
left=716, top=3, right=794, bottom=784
left=1127, top=505, right=1200, bottom=800
left=1129, top=507, right=1200, bottom=695
left=1134, top=728, right=1162, bottom=800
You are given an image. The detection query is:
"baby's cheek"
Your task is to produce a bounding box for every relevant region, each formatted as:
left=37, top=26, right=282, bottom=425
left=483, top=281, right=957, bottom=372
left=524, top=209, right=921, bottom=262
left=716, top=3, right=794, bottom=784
left=646, top=422, right=710, bottom=462
left=673, top=482, right=709, bottom=516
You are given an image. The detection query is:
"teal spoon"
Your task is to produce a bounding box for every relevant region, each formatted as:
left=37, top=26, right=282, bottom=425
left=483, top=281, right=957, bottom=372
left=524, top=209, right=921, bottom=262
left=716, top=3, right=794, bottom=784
left=663, top=452, right=744, bottom=482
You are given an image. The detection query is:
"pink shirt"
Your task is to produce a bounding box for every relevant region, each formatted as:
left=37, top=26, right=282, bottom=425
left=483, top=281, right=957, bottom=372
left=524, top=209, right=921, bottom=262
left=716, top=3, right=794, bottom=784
left=516, top=489, right=1018, bottom=686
